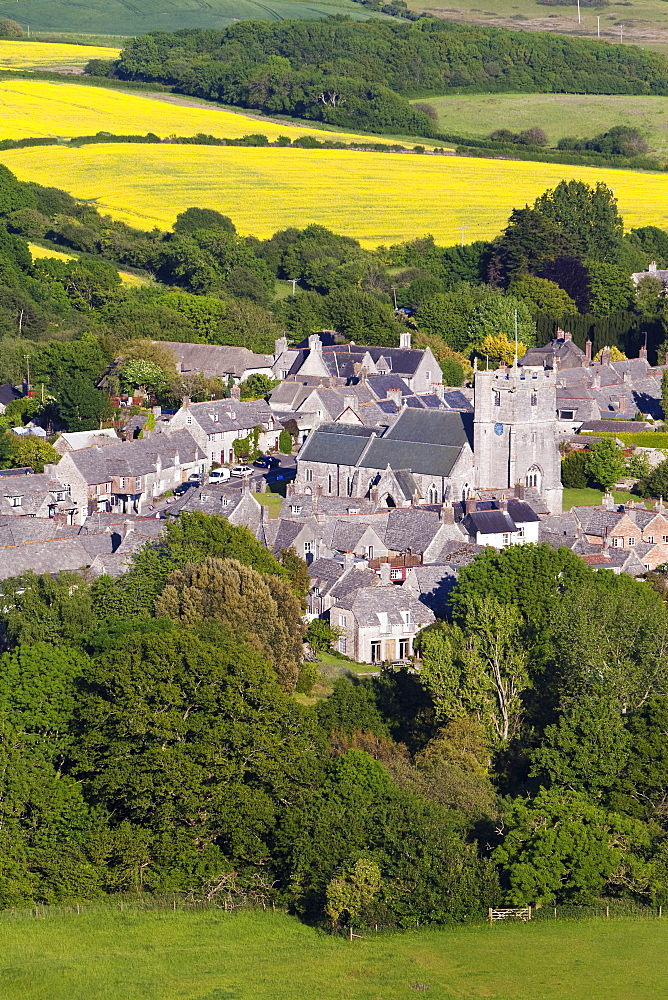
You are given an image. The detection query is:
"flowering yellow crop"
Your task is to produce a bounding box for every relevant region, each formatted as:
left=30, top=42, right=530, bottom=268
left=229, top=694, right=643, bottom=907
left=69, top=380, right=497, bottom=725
left=5, top=144, right=668, bottom=247
left=27, top=242, right=147, bottom=286
left=0, top=78, right=413, bottom=147
left=0, top=41, right=119, bottom=70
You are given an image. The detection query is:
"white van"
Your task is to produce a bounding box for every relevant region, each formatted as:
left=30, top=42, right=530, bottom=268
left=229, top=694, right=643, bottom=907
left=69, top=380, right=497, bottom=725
left=208, top=468, right=231, bottom=483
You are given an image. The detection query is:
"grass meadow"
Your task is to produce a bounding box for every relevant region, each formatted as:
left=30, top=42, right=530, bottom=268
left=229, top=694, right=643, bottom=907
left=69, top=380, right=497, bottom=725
left=0, top=40, right=119, bottom=70
left=3, top=141, right=668, bottom=244
left=562, top=487, right=642, bottom=509
left=1, top=907, right=667, bottom=999
left=420, top=92, right=668, bottom=157
left=0, top=0, right=377, bottom=37
left=0, top=79, right=414, bottom=146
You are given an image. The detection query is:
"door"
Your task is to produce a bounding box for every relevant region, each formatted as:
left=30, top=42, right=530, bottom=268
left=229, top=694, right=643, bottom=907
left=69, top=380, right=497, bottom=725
left=384, top=639, right=396, bottom=662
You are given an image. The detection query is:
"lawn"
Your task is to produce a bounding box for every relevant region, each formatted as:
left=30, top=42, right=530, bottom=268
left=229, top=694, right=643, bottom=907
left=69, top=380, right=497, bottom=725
left=316, top=648, right=377, bottom=674
left=562, top=487, right=643, bottom=509
left=3, top=142, right=668, bottom=245
left=252, top=492, right=284, bottom=518
left=418, top=92, right=668, bottom=157
left=1, top=907, right=667, bottom=999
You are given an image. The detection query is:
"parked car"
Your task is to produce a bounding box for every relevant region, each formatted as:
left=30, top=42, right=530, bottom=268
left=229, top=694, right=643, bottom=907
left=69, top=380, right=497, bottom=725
left=188, top=473, right=202, bottom=483
left=230, top=465, right=254, bottom=478
left=208, top=468, right=231, bottom=483
left=254, top=455, right=280, bottom=469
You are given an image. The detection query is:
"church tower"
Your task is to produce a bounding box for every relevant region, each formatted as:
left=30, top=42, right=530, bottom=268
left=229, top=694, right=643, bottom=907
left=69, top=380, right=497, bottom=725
left=473, top=367, right=562, bottom=514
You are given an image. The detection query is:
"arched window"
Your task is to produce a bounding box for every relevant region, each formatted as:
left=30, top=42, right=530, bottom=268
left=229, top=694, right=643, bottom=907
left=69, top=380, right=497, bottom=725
left=385, top=494, right=396, bottom=508
left=461, top=484, right=470, bottom=502
left=347, top=477, right=353, bottom=496
left=328, top=474, right=333, bottom=494
left=526, top=465, right=542, bottom=490
left=427, top=484, right=439, bottom=504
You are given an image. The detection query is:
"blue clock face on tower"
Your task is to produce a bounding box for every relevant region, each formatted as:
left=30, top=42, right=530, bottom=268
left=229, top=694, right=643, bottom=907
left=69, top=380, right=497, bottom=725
left=494, top=423, right=504, bottom=436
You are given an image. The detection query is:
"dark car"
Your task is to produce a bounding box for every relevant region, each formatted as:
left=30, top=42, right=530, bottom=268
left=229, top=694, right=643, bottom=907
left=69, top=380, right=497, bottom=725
left=254, top=455, right=280, bottom=469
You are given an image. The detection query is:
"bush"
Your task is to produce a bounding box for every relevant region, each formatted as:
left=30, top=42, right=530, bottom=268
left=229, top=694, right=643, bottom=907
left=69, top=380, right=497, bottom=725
left=279, top=428, right=293, bottom=455
left=296, top=661, right=320, bottom=695
left=561, top=449, right=590, bottom=488
left=0, top=18, right=22, bottom=38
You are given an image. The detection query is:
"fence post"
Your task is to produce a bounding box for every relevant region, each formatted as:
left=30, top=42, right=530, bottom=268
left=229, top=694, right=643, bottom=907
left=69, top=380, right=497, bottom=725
left=606, top=906, right=610, bottom=919
left=488, top=908, right=493, bottom=925
left=660, top=905, right=663, bottom=919
left=528, top=906, right=532, bottom=921
left=554, top=907, right=557, bottom=919
left=349, top=926, right=353, bottom=943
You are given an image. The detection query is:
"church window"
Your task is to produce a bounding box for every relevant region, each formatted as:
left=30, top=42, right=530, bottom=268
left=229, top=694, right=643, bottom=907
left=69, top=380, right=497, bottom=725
left=427, top=484, right=438, bottom=504
left=494, top=392, right=500, bottom=407
left=531, top=392, right=538, bottom=406
left=526, top=466, right=541, bottom=490
left=328, top=474, right=333, bottom=493
left=305, top=468, right=313, bottom=482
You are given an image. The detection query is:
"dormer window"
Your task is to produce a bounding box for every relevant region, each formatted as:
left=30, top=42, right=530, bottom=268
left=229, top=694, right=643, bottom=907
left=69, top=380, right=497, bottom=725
left=291, top=504, right=302, bottom=514
left=213, top=414, right=219, bottom=423
left=494, top=392, right=501, bottom=407
left=7, top=496, right=22, bottom=507
left=221, top=496, right=229, bottom=506
left=186, top=415, right=192, bottom=425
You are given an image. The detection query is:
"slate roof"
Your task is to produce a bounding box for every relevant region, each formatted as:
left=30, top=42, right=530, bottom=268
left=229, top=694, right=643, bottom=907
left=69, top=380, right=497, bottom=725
left=55, top=429, right=118, bottom=452
left=403, top=564, right=458, bottom=617
left=153, top=341, right=274, bottom=377
left=384, top=507, right=443, bottom=553
left=329, top=567, right=379, bottom=601
left=335, top=584, right=435, bottom=626
left=62, top=429, right=204, bottom=483
left=0, top=384, right=22, bottom=408
left=362, top=439, right=463, bottom=477
left=298, top=424, right=376, bottom=466
left=463, top=509, right=517, bottom=535
left=385, top=408, right=473, bottom=448
left=179, top=399, right=279, bottom=436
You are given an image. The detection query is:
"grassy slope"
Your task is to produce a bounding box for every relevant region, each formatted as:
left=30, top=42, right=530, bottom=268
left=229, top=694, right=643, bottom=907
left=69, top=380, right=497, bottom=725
left=2, top=908, right=668, bottom=999
left=0, top=0, right=378, bottom=37
left=409, top=0, right=668, bottom=57
left=417, top=92, right=668, bottom=156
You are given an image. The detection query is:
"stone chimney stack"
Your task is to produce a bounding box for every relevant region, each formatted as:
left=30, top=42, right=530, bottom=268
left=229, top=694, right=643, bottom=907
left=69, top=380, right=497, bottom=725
left=399, top=331, right=412, bottom=350
left=182, top=396, right=191, bottom=408
left=230, top=385, right=241, bottom=401
left=275, top=336, right=289, bottom=358
left=344, top=551, right=354, bottom=569
left=514, top=480, right=525, bottom=500
left=497, top=494, right=508, bottom=512
left=379, top=561, right=392, bottom=585
left=123, top=518, right=134, bottom=540
left=585, top=340, right=593, bottom=364
left=563, top=331, right=573, bottom=342
left=342, top=393, right=359, bottom=414
left=623, top=369, right=631, bottom=383
left=387, top=387, right=403, bottom=409
left=602, top=491, right=615, bottom=511
left=650, top=261, right=658, bottom=274
left=439, top=503, right=454, bottom=524
left=601, top=346, right=612, bottom=367
left=465, top=492, right=477, bottom=515
left=639, top=344, right=648, bottom=361
left=592, top=372, right=601, bottom=389
left=308, top=334, right=323, bottom=355
left=434, top=382, right=445, bottom=400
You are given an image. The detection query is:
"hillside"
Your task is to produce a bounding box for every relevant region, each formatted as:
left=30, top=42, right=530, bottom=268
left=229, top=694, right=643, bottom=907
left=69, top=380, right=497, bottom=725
left=0, top=0, right=378, bottom=37
left=2, top=908, right=667, bottom=999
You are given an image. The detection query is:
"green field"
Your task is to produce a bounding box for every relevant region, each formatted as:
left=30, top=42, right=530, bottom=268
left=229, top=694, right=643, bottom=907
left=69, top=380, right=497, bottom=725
left=410, top=0, right=668, bottom=56
left=0, top=0, right=378, bottom=37
left=418, top=92, right=668, bottom=156
left=1, top=908, right=667, bottom=999
left=562, top=487, right=642, bottom=508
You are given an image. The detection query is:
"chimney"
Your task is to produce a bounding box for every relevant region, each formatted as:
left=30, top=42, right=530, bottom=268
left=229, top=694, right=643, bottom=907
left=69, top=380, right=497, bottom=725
left=123, top=518, right=134, bottom=539
left=399, top=331, right=412, bottom=350
left=592, top=372, right=601, bottom=389
left=465, top=492, right=477, bottom=515
left=514, top=480, right=525, bottom=500
left=639, top=344, right=648, bottom=361
left=308, top=334, right=323, bottom=355
left=601, top=346, right=612, bottom=367
left=379, top=561, right=392, bottom=585
left=182, top=396, right=191, bottom=408
left=387, top=387, right=403, bottom=409
left=434, top=382, right=445, bottom=400
left=603, top=525, right=610, bottom=548
left=585, top=340, right=593, bottom=364
left=275, top=336, right=288, bottom=357
left=230, top=385, right=241, bottom=401
left=623, top=369, right=631, bottom=383
left=313, top=484, right=322, bottom=514
left=497, top=494, right=508, bottom=512
left=563, top=331, right=573, bottom=342
left=650, top=261, right=658, bottom=274
left=344, top=551, right=354, bottom=569
left=439, top=503, right=454, bottom=524
left=369, top=485, right=379, bottom=504
left=343, top=393, right=359, bottom=414
left=602, top=491, right=615, bottom=511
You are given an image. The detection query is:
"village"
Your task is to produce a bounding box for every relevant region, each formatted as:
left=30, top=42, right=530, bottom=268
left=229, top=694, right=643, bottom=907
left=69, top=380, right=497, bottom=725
left=2, top=328, right=667, bottom=663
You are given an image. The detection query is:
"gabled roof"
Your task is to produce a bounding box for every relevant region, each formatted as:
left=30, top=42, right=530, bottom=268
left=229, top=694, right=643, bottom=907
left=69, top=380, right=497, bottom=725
left=179, top=398, right=278, bottom=436
left=153, top=341, right=273, bottom=377
left=298, top=424, right=376, bottom=466
left=385, top=407, right=473, bottom=449
left=61, top=429, right=203, bottom=483
left=0, top=384, right=22, bottom=407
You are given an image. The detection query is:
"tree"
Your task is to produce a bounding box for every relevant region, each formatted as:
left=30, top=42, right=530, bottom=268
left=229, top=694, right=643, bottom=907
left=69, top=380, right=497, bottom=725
left=278, top=427, right=293, bottom=454
left=173, top=207, right=236, bottom=235
left=305, top=618, right=342, bottom=652
left=239, top=373, right=279, bottom=400
left=119, top=358, right=171, bottom=394
left=417, top=595, right=529, bottom=745
left=586, top=438, right=625, bottom=490
left=593, top=346, right=627, bottom=362
left=478, top=333, right=527, bottom=366
left=493, top=787, right=647, bottom=905
left=156, top=557, right=304, bottom=692
left=533, top=181, right=624, bottom=264
left=635, top=275, right=665, bottom=319
left=662, top=371, right=668, bottom=420
left=0, top=432, right=59, bottom=474
left=636, top=457, right=668, bottom=499
left=508, top=275, right=577, bottom=316
left=561, top=449, right=589, bottom=488
left=55, top=378, right=113, bottom=432
left=467, top=295, right=536, bottom=352
left=325, top=858, right=382, bottom=926
left=416, top=284, right=494, bottom=354
left=0, top=18, right=23, bottom=37
left=586, top=261, right=634, bottom=316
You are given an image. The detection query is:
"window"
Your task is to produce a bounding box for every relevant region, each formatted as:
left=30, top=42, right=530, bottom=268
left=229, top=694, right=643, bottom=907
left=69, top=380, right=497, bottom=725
left=403, top=609, right=412, bottom=626
left=399, top=638, right=410, bottom=659
left=338, top=614, right=347, bottom=627
left=339, top=636, right=347, bottom=654
left=390, top=568, right=401, bottom=580
left=312, top=587, right=320, bottom=597
left=328, top=474, right=332, bottom=494
left=517, top=526, right=525, bottom=538
left=119, top=477, right=126, bottom=489
left=186, top=415, right=192, bottom=425
left=663, top=535, right=668, bottom=544
left=347, top=477, right=353, bottom=496
left=560, top=410, right=575, bottom=420
left=63, top=484, right=71, bottom=496
left=378, top=612, right=390, bottom=633
left=531, top=392, right=537, bottom=406
left=427, top=484, right=438, bottom=504
left=645, top=564, right=651, bottom=570
left=370, top=641, right=381, bottom=663
left=290, top=505, right=302, bottom=514
left=281, top=370, right=288, bottom=379
left=305, top=468, right=313, bottom=483
left=502, top=533, right=510, bottom=545
left=494, top=392, right=501, bottom=407
left=629, top=537, right=636, bottom=546
left=425, top=370, right=431, bottom=382
left=647, top=536, right=655, bottom=544
left=8, top=496, right=21, bottom=507
left=221, top=496, right=229, bottom=506
left=526, top=466, right=541, bottom=490
left=367, top=545, right=373, bottom=560
left=612, top=537, right=622, bottom=547
left=213, top=414, right=219, bottom=423
left=304, top=540, right=313, bottom=557
left=135, top=477, right=141, bottom=491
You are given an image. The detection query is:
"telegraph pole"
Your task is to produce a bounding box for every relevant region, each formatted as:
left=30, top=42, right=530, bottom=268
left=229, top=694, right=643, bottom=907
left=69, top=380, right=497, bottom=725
left=24, top=355, right=31, bottom=394
left=459, top=226, right=468, bottom=247
left=577, top=0, right=581, bottom=25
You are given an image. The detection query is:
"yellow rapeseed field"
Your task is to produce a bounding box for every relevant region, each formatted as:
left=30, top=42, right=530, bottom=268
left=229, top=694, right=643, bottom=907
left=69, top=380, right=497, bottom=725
left=27, top=242, right=148, bottom=286
left=0, top=79, right=412, bottom=146
left=0, top=41, right=120, bottom=70
left=4, top=144, right=668, bottom=246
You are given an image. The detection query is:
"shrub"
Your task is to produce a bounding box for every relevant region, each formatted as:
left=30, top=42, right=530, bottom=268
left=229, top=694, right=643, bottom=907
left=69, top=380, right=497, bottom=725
left=0, top=18, right=22, bottom=38
left=561, top=449, right=590, bottom=488
left=296, top=661, right=320, bottom=695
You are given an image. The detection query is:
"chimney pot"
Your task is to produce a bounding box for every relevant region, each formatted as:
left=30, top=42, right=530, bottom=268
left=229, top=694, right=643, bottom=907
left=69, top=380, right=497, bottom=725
left=399, top=331, right=412, bottom=350
left=601, top=346, right=612, bottom=367
left=498, top=494, right=508, bottom=512
left=564, top=331, right=573, bottom=342
left=639, top=345, right=648, bottom=361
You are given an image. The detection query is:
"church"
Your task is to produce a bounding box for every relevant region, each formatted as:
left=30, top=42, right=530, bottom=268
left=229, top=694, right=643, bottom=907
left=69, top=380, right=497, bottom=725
left=294, top=367, right=563, bottom=515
